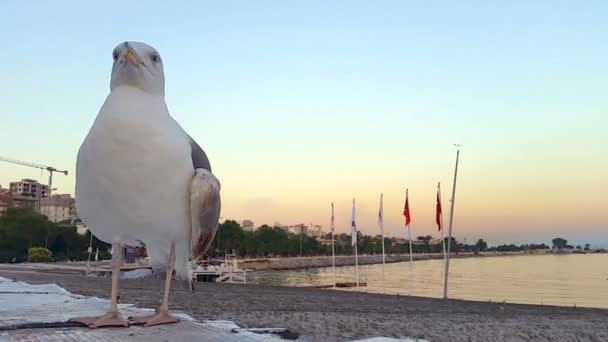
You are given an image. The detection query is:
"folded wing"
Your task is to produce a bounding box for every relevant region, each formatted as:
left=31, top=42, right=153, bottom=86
left=189, top=138, right=221, bottom=260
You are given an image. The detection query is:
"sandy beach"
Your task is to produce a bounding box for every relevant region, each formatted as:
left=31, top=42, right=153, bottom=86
left=1, top=269, right=607, bottom=342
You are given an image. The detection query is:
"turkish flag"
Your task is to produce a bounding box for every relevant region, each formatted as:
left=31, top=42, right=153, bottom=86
left=403, top=191, right=411, bottom=226
left=436, top=190, right=442, bottom=231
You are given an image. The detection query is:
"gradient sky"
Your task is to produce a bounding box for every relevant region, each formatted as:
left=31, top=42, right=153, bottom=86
left=1, top=1, right=606, bottom=246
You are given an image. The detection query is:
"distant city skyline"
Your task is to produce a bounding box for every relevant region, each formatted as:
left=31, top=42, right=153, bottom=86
left=1, top=1, right=606, bottom=247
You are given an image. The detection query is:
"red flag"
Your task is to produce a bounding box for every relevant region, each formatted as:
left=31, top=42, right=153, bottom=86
left=403, top=190, right=411, bottom=226
left=436, top=189, right=442, bottom=231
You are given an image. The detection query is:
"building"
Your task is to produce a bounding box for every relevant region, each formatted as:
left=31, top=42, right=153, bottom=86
left=11, top=195, right=39, bottom=211
left=242, top=219, right=255, bottom=231
left=10, top=179, right=49, bottom=199
left=287, top=224, right=308, bottom=235
left=0, top=185, right=9, bottom=194
left=309, top=224, right=324, bottom=238
left=0, top=192, right=14, bottom=217
left=40, top=194, right=76, bottom=223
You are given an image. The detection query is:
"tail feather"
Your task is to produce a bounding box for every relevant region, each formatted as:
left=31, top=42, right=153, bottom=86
left=192, top=229, right=215, bottom=261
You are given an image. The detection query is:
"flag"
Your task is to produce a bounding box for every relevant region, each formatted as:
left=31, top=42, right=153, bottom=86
left=403, top=189, right=411, bottom=226
left=351, top=198, right=357, bottom=246
left=331, top=202, right=335, bottom=234
left=436, top=185, right=443, bottom=231
left=378, top=194, right=384, bottom=235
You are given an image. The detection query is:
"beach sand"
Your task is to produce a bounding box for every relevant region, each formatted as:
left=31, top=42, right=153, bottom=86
left=2, top=270, right=607, bottom=342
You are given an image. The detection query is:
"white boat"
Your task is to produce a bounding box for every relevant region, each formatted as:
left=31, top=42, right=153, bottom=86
left=191, top=254, right=247, bottom=283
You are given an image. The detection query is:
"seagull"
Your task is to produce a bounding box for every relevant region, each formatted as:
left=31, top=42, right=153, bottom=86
left=71, top=41, right=220, bottom=328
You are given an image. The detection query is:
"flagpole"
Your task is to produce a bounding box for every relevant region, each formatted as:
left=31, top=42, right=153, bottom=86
left=355, top=243, right=360, bottom=290
left=403, top=188, right=414, bottom=295
left=443, top=146, right=461, bottom=300
left=438, top=182, right=447, bottom=298
left=379, top=194, right=385, bottom=293
left=352, top=198, right=359, bottom=291
left=406, top=189, right=413, bottom=264
left=331, top=202, right=336, bottom=289
left=407, top=223, right=414, bottom=295
left=407, top=225, right=413, bottom=263
left=86, top=230, right=93, bottom=274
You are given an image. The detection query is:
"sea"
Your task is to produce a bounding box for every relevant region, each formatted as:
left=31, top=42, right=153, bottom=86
left=248, top=253, right=608, bottom=308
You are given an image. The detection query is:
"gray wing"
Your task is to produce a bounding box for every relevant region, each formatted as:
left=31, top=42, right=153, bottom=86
left=189, top=138, right=220, bottom=260
left=189, top=136, right=211, bottom=171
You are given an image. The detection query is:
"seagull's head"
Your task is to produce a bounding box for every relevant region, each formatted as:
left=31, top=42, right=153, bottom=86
left=110, top=41, right=165, bottom=96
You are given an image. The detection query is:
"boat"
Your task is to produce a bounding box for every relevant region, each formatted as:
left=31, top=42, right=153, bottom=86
left=191, top=254, right=247, bottom=283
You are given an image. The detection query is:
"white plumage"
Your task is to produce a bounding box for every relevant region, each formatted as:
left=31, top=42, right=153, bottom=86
left=72, top=41, right=219, bottom=328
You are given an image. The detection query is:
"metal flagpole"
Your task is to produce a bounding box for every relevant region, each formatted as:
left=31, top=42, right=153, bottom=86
left=86, top=230, right=93, bottom=274
left=406, top=189, right=413, bottom=263
left=407, top=223, right=414, bottom=295
left=404, top=189, right=414, bottom=295
left=331, top=202, right=336, bottom=289
left=407, top=225, right=413, bottom=263
left=352, top=198, right=359, bottom=291
left=443, top=145, right=461, bottom=299
left=379, top=194, right=385, bottom=293
left=355, top=243, right=360, bottom=290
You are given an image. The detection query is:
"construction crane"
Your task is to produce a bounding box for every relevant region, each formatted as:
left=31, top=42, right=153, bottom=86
left=0, top=156, right=68, bottom=198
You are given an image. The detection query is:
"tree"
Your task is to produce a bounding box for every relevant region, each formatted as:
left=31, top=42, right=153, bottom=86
left=359, top=234, right=374, bottom=254
left=444, top=237, right=459, bottom=252
left=475, top=239, right=488, bottom=252
left=83, top=229, right=112, bottom=260
left=211, top=220, right=245, bottom=257
left=28, top=247, right=52, bottom=262
left=0, top=208, right=53, bottom=262
left=255, top=225, right=289, bottom=256
left=552, top=237, right=568, bottom=250
left=416, top=235, right=433, bottom=253
left=49, top=226, right=88, bottom=261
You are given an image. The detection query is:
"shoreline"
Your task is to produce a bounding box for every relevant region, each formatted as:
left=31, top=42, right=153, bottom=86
left=240, top=251, right=547, bottom=271
left=0, top=251, right=564, bottom=276
left=1, top=269, right=607, bottom=341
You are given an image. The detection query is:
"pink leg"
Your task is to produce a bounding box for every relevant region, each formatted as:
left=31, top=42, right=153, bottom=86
left=131, top=242, right=179, bottom=327
left=69, top=242, right=129, bottom=328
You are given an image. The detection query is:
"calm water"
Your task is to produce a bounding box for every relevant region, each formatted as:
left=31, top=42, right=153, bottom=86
left=248, top=254, right=608, bottom=308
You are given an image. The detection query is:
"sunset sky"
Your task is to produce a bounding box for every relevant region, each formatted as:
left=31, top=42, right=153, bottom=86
left=1, top=1, right=606, bottom=246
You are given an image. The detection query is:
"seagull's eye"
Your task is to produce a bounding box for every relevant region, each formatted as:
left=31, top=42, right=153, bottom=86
left=152, top=54, right=159, bottom=63
left=113, top=51, right=119, bottom=61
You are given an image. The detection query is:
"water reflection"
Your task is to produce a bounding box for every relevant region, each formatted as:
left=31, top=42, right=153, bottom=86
left=248, top=254, right=608, bottom=308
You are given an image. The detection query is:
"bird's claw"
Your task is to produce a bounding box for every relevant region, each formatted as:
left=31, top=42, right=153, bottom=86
left=69, top=311, right=129, bottom=328
left=130, top=311, right=179, bottom=327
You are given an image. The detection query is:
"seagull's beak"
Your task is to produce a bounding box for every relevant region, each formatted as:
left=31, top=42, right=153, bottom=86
left=124, top=47, right=144, bottom=66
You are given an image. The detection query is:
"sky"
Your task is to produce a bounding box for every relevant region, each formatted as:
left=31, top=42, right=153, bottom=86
left=1, top=1, right=607, bottom=247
